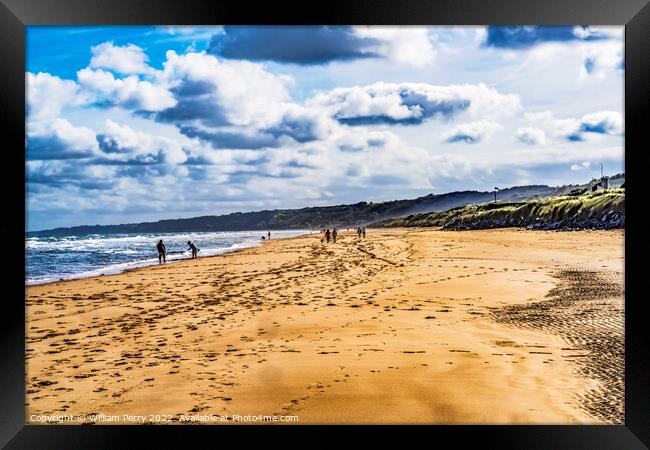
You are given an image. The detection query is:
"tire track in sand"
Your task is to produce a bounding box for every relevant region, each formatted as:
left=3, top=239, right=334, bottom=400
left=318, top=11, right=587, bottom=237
left=491, top=268, right=624, bottom=423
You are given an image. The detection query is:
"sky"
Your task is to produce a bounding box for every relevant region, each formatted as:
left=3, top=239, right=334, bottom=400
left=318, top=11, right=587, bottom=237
left=25, top=25, right=624, bottom=231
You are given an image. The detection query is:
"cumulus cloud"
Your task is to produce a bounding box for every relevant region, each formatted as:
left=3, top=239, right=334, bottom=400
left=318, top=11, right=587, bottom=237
left=351, top=26, right=436, bottom=67
left=442, top=120, right=502, bottom=144
left=28, top=116, right=191, bottom=167
left=97, top=119, right=188, bottom=165
left=149, top=51, right=349, bottom=150
left=176, top=127, right=280, bottom=150
left=265, top=104, right=336, bottom=143
left=27, top=159, right=118, bottom=190
left=524, top=111, right=580, bottom=141
left=308, top=82, right=520, bottom=126
left=334, top=129, right=395, bottom=154
left=27, top=118, right=99, bottom=160
left=26, top=72, right=88, bottom=120
left=524, top=110, right=623, bottom=142
left=578, top=111, right=623, bottom=135
left=77, top=68, right=177, bottom=111
left=157, top=51, right=291, bottom=129
left=90, top=42, right=154, bottom=75
left=516, top=127, right=547, bottom=145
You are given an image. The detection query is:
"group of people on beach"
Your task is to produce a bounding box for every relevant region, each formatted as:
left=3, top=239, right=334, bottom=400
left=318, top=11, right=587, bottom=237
left=156, top=231, right=274, bottom=264
left=321, top=225, right=366, bottom=243
left=155, top=226, right=365, bottom=263
left=156, top=239, right=199, bottom=264
left=323, top=227, right=338, bottom=243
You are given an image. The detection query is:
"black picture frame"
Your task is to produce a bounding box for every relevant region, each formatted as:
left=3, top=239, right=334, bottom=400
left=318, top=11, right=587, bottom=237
left=2, top=0, right=648, bottom=448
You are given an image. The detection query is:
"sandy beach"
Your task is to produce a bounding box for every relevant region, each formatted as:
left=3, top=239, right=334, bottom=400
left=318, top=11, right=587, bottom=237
left=25, top=228, right=624, bottom=424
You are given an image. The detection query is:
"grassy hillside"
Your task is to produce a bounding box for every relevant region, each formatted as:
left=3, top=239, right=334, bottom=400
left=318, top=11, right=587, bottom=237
left=372, top=189, right=625, bottom=231
left=30, top=185, right=569, bottom=236
left=30, top=174, right=624, bottom=235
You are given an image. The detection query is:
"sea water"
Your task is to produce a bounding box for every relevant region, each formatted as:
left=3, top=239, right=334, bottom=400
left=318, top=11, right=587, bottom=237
left=25, top=230, right=308, bottom=285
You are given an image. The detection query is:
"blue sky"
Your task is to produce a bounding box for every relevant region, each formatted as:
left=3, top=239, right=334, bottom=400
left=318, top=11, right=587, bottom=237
left=26, top=26, right=624, bottom=231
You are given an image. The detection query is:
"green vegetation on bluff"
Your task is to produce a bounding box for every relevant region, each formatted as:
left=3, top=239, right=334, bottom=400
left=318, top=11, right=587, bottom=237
left=371, top=189, right=625, bottom=230
left=29, top=173, right=624, bottom=235
left=29, top=185, right=566, bottom=236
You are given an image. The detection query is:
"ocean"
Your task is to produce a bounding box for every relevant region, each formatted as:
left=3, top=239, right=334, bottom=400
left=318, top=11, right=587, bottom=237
left=25, top=230, right=308, bottom=285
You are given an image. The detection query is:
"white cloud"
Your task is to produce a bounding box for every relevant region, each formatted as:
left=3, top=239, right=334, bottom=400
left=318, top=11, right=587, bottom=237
left=580, top=40, right=623, bottom=78
left=26, top=72, right=87, bottom=120
left=27, top=118, right=100, bottom=160
left=157, top=26, right=223, bottom=41
left=570, top=161, right=591, bottom=171
left=77, top=68, right=177, bottom=111
left=523, top=110, right=622, bottom=142
left=352, top=26, right=436, bottom=67
left=580, top=111, right=623, bottom=135
left=473, top=27, right=487, bottom=45
left=90, top=42, right=154, bottom=75
left=516, top=127, right=546, bottom=145
left=442, top=120, right=503, bottom=143
left=51, top=118, right=97, bottom=150
left=161, top=50, right=292, bottom=128
left=100, top=119, right=188, bottom=164
left=524, top=111, right=578, bottom=139
left=308, top=82, right=521, bottom=124
left=573, top=26, right=623, bottom=41
left=50, top=118, right=99, bottom=151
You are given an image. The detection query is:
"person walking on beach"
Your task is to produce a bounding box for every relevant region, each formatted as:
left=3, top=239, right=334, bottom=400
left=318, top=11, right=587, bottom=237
left=325, top=228, right=331, bottom=243
left=332, top=227, right=338, bottom=243
left=157, top=239, right=166, bottom=264
left=362, top=226, right=366, bottom=239
left=187, top=240, right=199, bottom=259
left=357, top=227, right=362, bottom=238
left=268, top=231, right=271, bottom=240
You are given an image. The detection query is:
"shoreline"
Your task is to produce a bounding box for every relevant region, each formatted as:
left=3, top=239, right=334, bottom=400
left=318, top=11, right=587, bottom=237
left=26, top=228, right=624, bottom=424
left=26, top=230, right=311, bottom=287
left=25, top=225, right=607, bottom=287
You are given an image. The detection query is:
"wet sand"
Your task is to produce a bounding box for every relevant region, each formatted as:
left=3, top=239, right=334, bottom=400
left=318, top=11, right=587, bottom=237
left=25, top=228, right=624, bottom=424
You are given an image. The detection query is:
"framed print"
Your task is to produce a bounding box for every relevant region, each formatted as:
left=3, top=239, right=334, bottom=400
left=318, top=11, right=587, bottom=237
left=1, top=0, right=649, bottom=447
